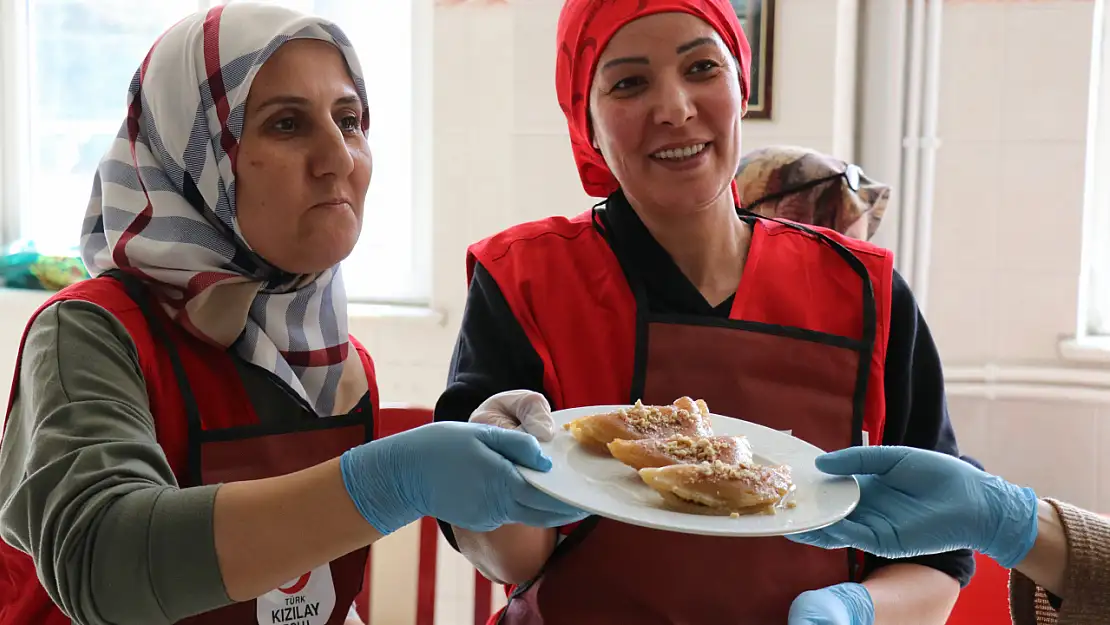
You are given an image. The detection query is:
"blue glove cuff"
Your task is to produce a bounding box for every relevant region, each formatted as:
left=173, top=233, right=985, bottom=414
left=340, top=447, right=419, bottom=536
left=826, top=583, right=875, bottom=625
left=983, top=483, right=1040, bottom=569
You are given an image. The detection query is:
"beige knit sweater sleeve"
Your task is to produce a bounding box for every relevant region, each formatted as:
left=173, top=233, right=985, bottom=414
left=1009, top=499, right=1110, bottom=625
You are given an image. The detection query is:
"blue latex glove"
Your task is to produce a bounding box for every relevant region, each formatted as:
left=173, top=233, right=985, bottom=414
left=788, top=583, right=874, bottom=625
left=339, top=421, right=589, bottom=535
left=786, top=446, right=1039, bottom=568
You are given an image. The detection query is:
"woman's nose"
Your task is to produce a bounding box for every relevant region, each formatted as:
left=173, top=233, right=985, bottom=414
left=651, top=79, right=696, bottom=127
left=311, top=124, right=356, bottom=178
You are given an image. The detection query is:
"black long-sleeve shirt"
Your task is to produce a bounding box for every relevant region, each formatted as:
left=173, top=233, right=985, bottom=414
left=435, top=192, right=975, bottom=587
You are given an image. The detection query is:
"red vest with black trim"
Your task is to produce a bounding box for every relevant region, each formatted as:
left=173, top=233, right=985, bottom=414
left=468, top=210, right=892, bottom=438
left=0, top=275, right=380, bottom=625
left=468, top=211, right=893, bottom=606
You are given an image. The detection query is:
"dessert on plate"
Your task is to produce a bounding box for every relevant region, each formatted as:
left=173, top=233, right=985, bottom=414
left=607, top=434, right=754, bottom=470
left=563, top=397, right=799, bottom=517
left=638, top=459, right=795, bottom=516
left=564, top=397, right=714, bottom=450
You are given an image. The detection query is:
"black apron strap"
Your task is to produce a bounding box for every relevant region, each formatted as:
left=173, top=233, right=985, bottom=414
left=103, top=270, right=205, bottom=486
left=738, top=210, right=877, bottom=449
left=735, top=212, right=875, bottom=583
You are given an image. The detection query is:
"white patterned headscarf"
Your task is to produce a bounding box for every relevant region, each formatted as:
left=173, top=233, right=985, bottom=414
left=80, top=2, right=370, bottom=416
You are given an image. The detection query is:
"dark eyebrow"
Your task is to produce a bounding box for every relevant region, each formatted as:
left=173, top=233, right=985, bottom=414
left=601, top=55, right=649, bottom=71
left=600, top=36, right=718, bottom=71
left=676, top=37, right=715, bottom=54
left=254, top=93, right=362, bottom=111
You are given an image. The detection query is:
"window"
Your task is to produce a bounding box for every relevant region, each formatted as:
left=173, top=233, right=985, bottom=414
left=1083, top=0, right=1110, bottom=336
left=0, top=0, right=428, bottom=304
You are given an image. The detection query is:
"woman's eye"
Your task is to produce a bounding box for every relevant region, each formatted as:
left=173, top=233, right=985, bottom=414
left=340, top=115, right=361, bottom=133
left=272, top=117, right=297, bottom=133
left=611, top=76, right=646, bottom=92
left=689, top=59, right=721, bottom=74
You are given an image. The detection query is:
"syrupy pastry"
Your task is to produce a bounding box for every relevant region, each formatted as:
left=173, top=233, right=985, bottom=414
left=607, top=434, right=754, bottom=470
left=564, top=397, right=714, bottom=449
left=639, top=460, right=795, bottom=516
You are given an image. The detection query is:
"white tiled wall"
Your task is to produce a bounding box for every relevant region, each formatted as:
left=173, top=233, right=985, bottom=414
left=927, top=0, right=1110, bottom=515
left=929, top=0, right=1093, bottom=365
left=1, top=0, right=1108, bottom=623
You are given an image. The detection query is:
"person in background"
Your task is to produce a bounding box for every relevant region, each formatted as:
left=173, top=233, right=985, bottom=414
left=787, top=445, right=1110, bottom=625
left=432, top=0, right=973, bottom=623
left=0, top=5, right=583, bottom=625
left=734, top=144, right=890, bottom=241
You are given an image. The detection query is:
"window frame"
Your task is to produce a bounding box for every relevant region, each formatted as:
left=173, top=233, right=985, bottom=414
left=1081, top=0, right=1110, bottom=339
left=0, top=0, right=432, bottom=307
left=0, top=0, right=30, bottom=248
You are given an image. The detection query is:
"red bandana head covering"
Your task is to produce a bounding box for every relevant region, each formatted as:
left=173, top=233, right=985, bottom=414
left=556, top=0, right=752, bottom=198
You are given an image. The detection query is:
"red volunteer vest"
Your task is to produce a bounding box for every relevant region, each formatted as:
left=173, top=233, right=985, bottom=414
left=0, top=274, right=380, bottom=625
left=467, top=210, right=894, bottom=624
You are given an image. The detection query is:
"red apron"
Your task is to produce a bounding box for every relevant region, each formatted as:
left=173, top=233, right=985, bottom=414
left=0, top=272, right=378, bottom=625
left=468, top=211, right=894, bottom=625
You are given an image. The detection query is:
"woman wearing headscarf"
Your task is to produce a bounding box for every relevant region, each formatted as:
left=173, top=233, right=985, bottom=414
left=0, top=5, right=583, bottom=625
left=787, top=445, right=1110, bottom=625
left=432, top=1, right=972, bottom=624
left=735, top=145, right=890, bottom=241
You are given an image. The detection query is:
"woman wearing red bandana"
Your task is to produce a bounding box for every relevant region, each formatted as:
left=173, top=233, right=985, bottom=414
left=433, top=1, right=974, bottom=624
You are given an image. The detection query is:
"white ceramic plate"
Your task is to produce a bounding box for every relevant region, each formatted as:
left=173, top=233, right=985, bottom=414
left=518, top=405, right=860, bottom=537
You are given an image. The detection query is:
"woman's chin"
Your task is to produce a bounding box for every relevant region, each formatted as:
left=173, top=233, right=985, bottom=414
left=622, top=159, right=733, bottom=214
left=641, top=181, right=733, bottom=216
left=268, top=234, right=359, bottom=275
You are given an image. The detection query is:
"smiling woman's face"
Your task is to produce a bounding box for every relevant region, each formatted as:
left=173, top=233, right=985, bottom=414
left=235, top=38, right=372, bottom=275
left=589, top=12, right=745, bottom=217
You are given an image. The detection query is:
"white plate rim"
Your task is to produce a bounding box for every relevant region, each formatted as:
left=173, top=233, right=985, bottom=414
left=518, top=404, right=861, bottom=537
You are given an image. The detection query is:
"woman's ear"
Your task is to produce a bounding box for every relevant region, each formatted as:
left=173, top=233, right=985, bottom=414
left=735, top=56, right=749, bottom=118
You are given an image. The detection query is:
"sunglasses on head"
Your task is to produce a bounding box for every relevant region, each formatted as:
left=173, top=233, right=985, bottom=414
left=744, top=164, right=863, bottom=211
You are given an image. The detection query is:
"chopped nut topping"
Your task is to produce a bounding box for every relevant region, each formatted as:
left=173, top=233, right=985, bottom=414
left=618, top=400, right=707, bottom=437
left=694, top=460, right=792, bottom=488
left=658, top=435, right=730, bottom=463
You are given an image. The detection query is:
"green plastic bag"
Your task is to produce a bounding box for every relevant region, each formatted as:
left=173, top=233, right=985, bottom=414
left=0, top=242, right=90, bottom=291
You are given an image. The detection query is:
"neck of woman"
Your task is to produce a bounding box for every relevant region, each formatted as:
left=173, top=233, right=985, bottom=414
left=634, top=189, right=752, bottom=308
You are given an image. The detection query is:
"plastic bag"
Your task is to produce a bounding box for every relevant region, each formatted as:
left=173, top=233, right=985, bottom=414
left=0, top=241, right=90, bottom=291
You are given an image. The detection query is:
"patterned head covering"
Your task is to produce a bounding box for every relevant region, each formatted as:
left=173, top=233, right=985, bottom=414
left=80, top=3, right=370, bottom=416
left=556, top=0, right=752, bottom=198
left=735, top=145, right=890, bottom=240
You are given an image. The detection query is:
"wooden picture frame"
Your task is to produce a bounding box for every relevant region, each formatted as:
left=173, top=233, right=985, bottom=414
left=732, top=0, right=776, bottom=120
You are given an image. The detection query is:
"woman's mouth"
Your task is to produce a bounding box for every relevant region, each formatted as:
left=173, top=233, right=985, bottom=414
left=312, top=198, right=352, bottom=210
left=648, top=142, right=714, bottom=170
left=650, top=142, right=709, bottom=162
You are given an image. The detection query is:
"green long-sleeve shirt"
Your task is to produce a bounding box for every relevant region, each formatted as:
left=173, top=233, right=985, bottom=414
left=0, top=299, right=320, bottom=625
